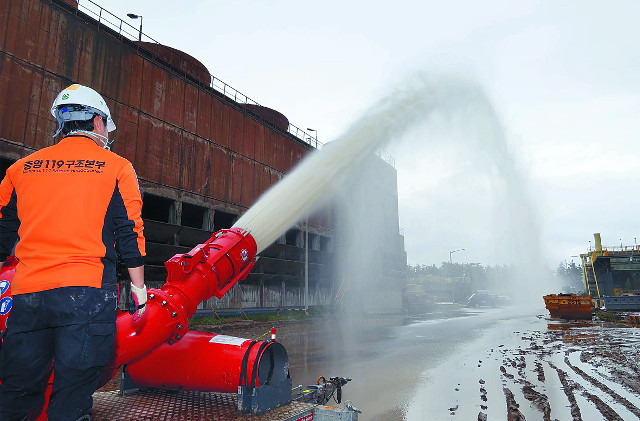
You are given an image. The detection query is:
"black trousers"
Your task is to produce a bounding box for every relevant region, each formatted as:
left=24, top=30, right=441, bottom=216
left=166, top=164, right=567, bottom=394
left=0, top=285, right=117, bottom=421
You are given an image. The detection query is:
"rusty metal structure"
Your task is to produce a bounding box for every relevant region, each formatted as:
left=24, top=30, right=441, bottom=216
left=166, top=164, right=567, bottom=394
left=1, top=0, right=407, bottom=314
left=0, top=0, right=335, bottom=310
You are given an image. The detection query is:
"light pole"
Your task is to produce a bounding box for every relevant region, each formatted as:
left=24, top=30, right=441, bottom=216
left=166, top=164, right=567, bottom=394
left=448, top=249, right=465, bottom=303
left=307, top=128, right=318, bottom=148
left=304, top=217, right=309, bottom=313
left=449, top=248, right=465, bottom=264
left=127, top=13, right=143, bottom=42
left=301, top=128, right=316, bottom=310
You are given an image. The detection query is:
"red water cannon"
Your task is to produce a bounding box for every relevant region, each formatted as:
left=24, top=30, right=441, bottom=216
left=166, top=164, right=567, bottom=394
left=109, top=227, right=258, bottom=367
left=1, top=228, right=293, bottom=416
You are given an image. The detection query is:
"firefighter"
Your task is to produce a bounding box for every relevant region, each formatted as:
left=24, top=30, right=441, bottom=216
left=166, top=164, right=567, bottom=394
left=0, top=84, right=147, bottom=421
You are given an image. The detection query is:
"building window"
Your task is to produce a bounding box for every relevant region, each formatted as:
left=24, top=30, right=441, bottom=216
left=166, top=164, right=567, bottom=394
left=182, top=202, right=208, bottom=230
left=142, top=194, right=176, bottom=224
left=214, top=210, right=236, bottom=230
left=285, top=229, right=302, bottom=247
left=320, top=236, right=332, bottom=252
left=309, top=233, right=321, bottom=251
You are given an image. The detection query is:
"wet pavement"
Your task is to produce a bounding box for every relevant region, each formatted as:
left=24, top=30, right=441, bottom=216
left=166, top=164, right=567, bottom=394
left=201, top=305, right=640, bottom=420
left=93, top=304, right=640, bottom=420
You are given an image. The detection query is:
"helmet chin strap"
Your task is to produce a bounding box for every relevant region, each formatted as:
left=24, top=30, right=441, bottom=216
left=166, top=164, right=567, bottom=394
left=68, top=130, right=114, bottom=150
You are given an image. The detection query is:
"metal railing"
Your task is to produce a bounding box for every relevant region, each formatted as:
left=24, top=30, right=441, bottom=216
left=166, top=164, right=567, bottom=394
left=72, top=0, right=323, bottom=149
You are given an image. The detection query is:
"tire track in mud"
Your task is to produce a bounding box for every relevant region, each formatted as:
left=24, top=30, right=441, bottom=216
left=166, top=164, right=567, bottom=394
left=548, top=362, right=582, bottom=420
left=582, top=391, right=624, bottom=421
left=521, top=383, right=551, bottom=421
left=497, top=332, right=561, bottom=421
left=564, top=354, right=640, bottom=418
left=503, top=387, right=525, bottom=421
left=421, top=315, right=640, bottom=420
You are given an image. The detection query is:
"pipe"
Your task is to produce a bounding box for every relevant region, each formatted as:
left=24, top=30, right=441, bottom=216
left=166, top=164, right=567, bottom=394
left=594, top=233, right=603, bottom=254
left=124, top=330, right=289, bottom=393
left=108, top=227, right=257, bottom=368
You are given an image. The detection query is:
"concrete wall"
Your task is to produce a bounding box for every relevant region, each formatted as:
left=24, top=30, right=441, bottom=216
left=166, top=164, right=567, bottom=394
left=203, top=283, right=332, bottom=309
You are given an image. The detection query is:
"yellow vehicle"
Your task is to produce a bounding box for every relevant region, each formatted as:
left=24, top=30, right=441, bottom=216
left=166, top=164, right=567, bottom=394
left=402, top=284, right=433, bottom=314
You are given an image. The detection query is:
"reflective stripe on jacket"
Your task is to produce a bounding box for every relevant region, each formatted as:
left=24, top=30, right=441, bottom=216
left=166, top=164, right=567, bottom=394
left=0, top=135, right=145, bottom=294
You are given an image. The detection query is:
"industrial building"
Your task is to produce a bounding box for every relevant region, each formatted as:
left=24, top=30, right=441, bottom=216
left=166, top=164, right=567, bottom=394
left=0, top=0, right=407, bottom=312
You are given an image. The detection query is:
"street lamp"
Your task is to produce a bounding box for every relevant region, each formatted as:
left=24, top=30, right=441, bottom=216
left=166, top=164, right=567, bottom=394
left=301, top=129, right=316, bottom=310
left=304, top=218, right=309, bottom=313
left=307, top=128, right=318, bottom=148
left=127, top=13, right=143, bottom=42
left=449, top=248, right=465, bottom=264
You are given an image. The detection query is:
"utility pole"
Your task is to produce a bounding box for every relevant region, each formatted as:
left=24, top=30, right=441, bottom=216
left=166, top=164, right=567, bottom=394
left=304, top=217, right=309, bottom=313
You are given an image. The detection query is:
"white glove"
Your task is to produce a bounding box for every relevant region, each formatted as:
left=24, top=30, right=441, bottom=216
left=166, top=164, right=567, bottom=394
left=130, top=283, right=147, bottom=321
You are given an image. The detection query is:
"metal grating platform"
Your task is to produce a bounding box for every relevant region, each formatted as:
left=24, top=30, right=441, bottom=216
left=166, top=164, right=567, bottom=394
left=92, top=390, right=315, bottom=421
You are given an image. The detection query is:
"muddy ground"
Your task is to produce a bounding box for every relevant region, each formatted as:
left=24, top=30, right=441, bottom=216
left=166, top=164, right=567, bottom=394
left=98, top=310, right=640, bottom=420
left=405, top=311, right=640, bottom=420
left=497, top=317, right=640, bottom=421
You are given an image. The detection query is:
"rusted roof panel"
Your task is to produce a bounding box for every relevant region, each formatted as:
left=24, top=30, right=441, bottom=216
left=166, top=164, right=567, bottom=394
left=0, top=3, right=9, bottom=50
left=253, top=124, right=265, bottom=164
left=230, top=108, right=246, bottom=155
left=165, top=75, right=184, bottom=127
left=136, top=42, right=211, bottom=86
left=179, top=131, right=195, bottom=192
left=229, top=154, right=256, bottom=207
left=195, top=89, right=212, bottom=140
left=254, top=165, right=272, bottom=200
left=261, top=129, right=274, bottom=169
left=183, top=83, right=198, bottom=133
left=34, top=9, right=50, bottom=69
left=111, top=110, right=137, bottom=164
left=213, top=99, right=228, bottom=148
left=140, top=60, right=166, bottom=119
left=121, top=53, right=144, bottom=109
left=211, top=145, right=230, bottom=202
left=191, top=136, right=209, bottom=196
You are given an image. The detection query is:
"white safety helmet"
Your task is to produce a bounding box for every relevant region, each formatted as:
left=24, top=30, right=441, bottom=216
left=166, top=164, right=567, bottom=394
left=51, top=84, right=116, bottom=137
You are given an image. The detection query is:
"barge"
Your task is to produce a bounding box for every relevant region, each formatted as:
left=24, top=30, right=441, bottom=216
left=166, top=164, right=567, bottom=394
left=543, top=294, right=594, bottom=320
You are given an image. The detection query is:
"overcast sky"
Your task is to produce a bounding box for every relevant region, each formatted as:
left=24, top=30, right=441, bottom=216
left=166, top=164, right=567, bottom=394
left=99, top=0, right=640, bottom=268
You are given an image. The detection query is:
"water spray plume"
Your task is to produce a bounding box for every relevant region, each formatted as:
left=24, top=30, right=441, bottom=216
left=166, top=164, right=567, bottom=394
left=234, top=72, right=547, bottom=305
left=235, top=73, right=491, bottom=253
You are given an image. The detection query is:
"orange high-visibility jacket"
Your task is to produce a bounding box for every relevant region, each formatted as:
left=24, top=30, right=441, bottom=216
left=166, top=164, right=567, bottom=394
left=0, top=135, right=145, bottom=295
